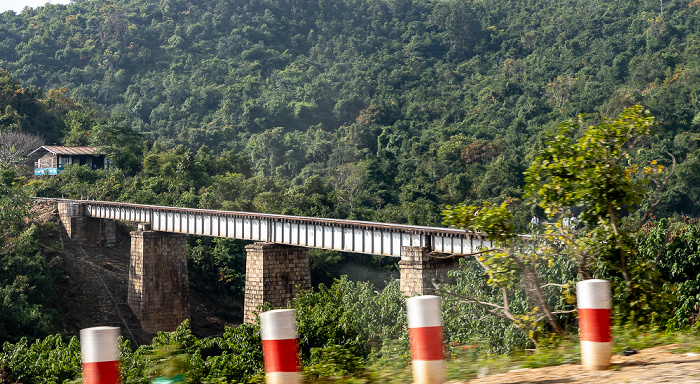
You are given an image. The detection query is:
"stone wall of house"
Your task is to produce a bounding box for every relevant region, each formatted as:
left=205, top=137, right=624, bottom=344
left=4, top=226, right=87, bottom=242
left=36, top=154, right=57, bottom=168
left=399, top=246, right=459, bottom=296
left=128, top=224, right=189, bottom=333
left=243, top=242, right=311, bottom=323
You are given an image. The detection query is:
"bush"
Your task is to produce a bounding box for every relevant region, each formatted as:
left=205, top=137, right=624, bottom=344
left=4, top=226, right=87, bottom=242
left=0, top=278, right=411, bottom=383
left=1, top=335, right=81, bottom=384
left=637, top=218, right=700, bottom=328
left=293, top=277, right=406, bottom=359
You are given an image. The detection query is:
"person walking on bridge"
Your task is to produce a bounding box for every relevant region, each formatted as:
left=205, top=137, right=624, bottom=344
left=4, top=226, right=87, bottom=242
left=530, top=215, right=540, bottom=230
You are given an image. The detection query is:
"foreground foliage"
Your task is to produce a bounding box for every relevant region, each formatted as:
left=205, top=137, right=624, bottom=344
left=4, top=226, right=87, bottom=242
left=0, top=278, right=407, bottom=383
left=0, top=168, right=57, bottom=344
left=637, top=217, right=700, bottom=328
left=441, top=107, right=678, bottom=348
left=4, top=313, right=700, bottom=383
left=525, top=106, right=675, bottom=325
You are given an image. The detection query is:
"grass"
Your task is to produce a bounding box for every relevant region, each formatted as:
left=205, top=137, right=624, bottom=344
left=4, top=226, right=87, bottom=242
left=443, top=337, right=580, bottom=382
left=442, top=326, right=700, bottom=382
left=303, top=327, right=700, bottom=383
left=613, top=325, right=700, bottom=353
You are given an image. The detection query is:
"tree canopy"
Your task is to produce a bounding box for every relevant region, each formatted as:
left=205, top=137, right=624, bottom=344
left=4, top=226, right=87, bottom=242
left=1, top=0, right=700, bottom=223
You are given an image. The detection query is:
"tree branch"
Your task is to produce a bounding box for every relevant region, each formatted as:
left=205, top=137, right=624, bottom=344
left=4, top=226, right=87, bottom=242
left=435, top=288, right=517, bottom=323
left=637, top=151, right=677, bottom=230
left=540, top=283, right=568, bottom=289
left=428, top=247, right=507, bottom=260
left=501, top=287, right=510, bottom=313
left=0, top=132, right=44, bottom=165
left=606, top=196, right=631, bottom=285
left=535, top=309, right=578, bottom=323
left=506, top=251, right=566, bottom=336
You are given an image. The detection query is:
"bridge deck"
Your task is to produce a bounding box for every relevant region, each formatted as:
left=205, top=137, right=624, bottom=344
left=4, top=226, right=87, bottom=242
left=42, top=198, right=492, bottom=257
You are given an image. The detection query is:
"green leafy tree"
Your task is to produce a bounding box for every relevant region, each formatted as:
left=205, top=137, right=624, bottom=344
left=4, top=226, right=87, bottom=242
left=0, top=335, right=81, bottom=383
left=442, top=106, right=676, bottom=343
left=524, top=105, right=666, bottom=286
left=637, top=218, right=700, bottom=327
left=293, top=277, right=406, bottom=358
left=89, top=116, right=144, bottom=175
left=441, top=200, right=576, bottom=344
left=0, top=168, right=55, bottom=343
left=62, top=108, right=98, bottom=146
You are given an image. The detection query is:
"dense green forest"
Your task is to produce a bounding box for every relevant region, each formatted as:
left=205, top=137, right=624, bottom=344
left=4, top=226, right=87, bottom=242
left=1, top=0, right=700, bottom=223
left=3, top=0, right=700, bottom=381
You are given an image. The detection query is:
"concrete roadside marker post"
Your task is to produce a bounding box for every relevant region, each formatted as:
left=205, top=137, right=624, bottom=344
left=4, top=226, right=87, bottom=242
left=260, top=309, right=302, bottom=384
left=407, top=295, right=445, bottom=384
left=80, top=326, right=121, bottom=384
left=577, top=279, right=613, bottom=370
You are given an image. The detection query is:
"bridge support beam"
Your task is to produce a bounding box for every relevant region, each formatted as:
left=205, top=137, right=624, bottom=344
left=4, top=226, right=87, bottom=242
left=128, top=224, right=189, bottom=333
left=58, top=202, right=116, bottom=247
left=243, top=243, right=311, bottom=323
left=399, top=246, right=459, bottom=296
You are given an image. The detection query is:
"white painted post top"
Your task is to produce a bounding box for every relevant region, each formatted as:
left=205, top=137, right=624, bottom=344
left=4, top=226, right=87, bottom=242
left=576, top=279, right=612, bottom=309
left=80, top=326, right=120, bottom=363
left=407, top=295, right=443, bottom=328
left=261, top=309, right=297, bottom=340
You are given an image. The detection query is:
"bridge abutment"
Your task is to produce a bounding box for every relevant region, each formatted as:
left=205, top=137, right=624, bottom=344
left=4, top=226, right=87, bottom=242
left=399, top=246, right=459, bottom=296
left=58, top=202, right=116, bottom=247
left=243, top=242, right=311, bottom=323
left=128, top=224, right=189, bottom=333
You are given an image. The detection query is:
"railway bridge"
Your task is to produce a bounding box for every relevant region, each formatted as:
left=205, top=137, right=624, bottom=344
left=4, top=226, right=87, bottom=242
left=44, top=198, right=492, bottom=332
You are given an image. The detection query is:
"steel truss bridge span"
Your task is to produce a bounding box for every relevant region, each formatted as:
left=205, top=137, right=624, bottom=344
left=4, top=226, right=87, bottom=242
left=45, top=198, right=492, bottom=257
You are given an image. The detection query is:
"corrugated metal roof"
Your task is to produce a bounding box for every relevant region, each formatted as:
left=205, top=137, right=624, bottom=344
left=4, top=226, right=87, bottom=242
left=41, top=146, right=102, bottom=155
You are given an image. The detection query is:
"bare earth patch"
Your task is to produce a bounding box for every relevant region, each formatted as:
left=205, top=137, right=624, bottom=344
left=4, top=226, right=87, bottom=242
left=456, top=344, right=700, bottom=383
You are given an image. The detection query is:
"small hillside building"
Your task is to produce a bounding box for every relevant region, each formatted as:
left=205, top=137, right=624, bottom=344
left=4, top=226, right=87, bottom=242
left=29, top=146, right=111, bottom=175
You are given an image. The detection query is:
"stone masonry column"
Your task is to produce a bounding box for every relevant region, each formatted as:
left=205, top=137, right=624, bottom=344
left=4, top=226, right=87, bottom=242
left=128, top=223, right=189, bottom=333
left=399, top=246, right=459, bottom=297
left=57, top=202, right=116, bottom=247
left=243, top=242, right=311, bottom=323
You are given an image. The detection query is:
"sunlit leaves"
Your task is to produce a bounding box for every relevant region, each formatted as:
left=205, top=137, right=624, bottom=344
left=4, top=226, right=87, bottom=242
left=442, top=199, right=515, bottom=241
left=442, top=199, right=577, bottom=342
left=524, top=105, right=657, bottom=225
left=524, top=106, right=678, bottom=323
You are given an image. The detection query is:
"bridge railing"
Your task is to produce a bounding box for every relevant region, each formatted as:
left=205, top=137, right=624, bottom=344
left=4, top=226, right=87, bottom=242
left=37, top=198, right=493, bottom=257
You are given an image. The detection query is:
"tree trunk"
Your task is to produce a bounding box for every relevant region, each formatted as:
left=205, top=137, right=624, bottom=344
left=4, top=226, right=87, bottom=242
left=510, top=254, right=566, bottom=337
left=606, top=200, right=631, bottom=285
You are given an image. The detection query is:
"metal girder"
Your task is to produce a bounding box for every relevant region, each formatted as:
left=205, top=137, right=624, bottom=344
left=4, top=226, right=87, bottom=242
left=52, top=199, right=491, bottom=257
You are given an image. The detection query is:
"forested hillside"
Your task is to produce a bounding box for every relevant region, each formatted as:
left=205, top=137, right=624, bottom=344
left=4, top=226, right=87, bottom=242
left=2, top=0, right=700, bottom=223
left=5, top=2, right=700, bottom=380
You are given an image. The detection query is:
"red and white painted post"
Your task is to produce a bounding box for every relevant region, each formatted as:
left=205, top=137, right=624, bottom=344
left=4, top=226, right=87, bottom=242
left=260, top=309, right=302, bottom=384
left=407, top=295, right=445, bottom=384
left=577, top=279, right=613, bottom=370
left=80, top=326, right=121, bottom=384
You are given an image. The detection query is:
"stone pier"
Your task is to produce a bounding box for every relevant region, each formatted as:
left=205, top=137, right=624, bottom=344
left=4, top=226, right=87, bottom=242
left=128, top=224, right=189, bottom=333
left=243, top=242, right=311, bottom=323
left=58, top=202, right=116, bottom=247
left=399, top=246, right=459, bottom=296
